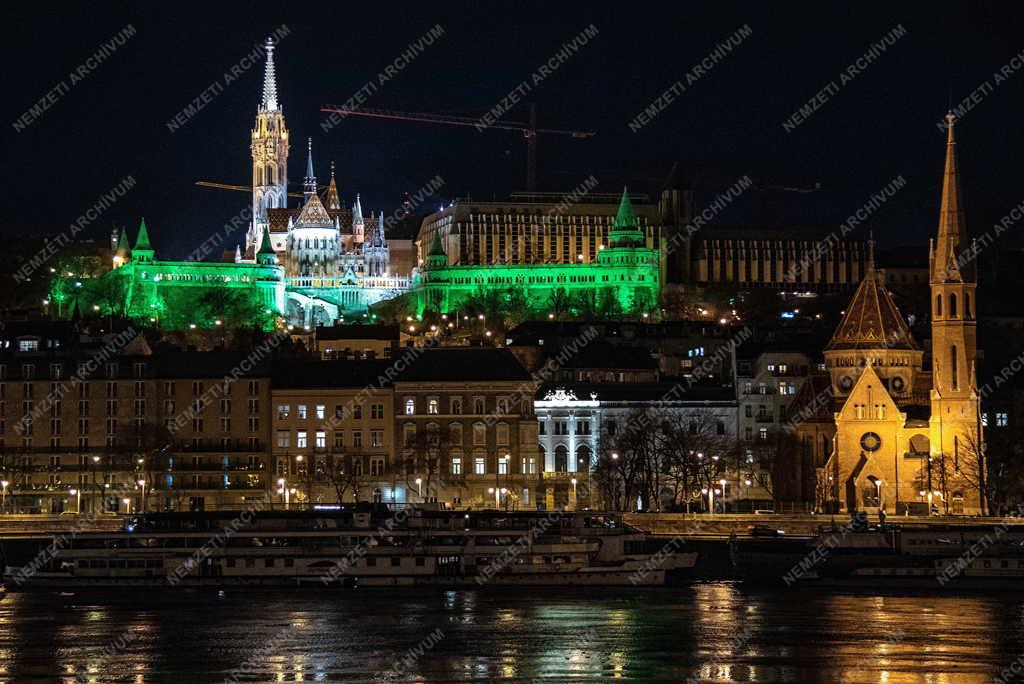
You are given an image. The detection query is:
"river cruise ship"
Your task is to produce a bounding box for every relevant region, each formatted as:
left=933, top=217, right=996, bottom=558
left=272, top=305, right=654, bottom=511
left=1, top=506, right=696, bottom=589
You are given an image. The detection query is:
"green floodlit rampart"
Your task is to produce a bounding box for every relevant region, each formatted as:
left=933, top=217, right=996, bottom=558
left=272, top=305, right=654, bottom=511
left=50, top=189, right=660, bottom=330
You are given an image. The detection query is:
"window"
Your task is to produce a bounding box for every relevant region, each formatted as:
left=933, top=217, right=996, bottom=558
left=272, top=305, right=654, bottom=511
left=315, top=405, right=325, bottom=420
left=371, top=404, right=384, bottom=420
left=496, top=423, right=509, bottom=445
left=474, top=457, right=486, bottom=475
left=248, top=380, right=259, bottom=396
left=498, top=455, right=509, bottom=474
left=606, top=420, right=617, bottom=436
left=334, top=431, right=344, bottom=448
left=451, top=398, right=462, bottom=415
left=297, top=405, right=307, bottom=419
left=428, top=398, right=439, bottom=415
left=539, top=421, right=546, bottom=435
left=371, top=430, right=383, bottom=448
left=353, top=405, right=362, bottom=420
left=473, top=397, right=485, bottom=414
left=759, top=427, right=768, bottom=441
left=405, top=399, right=415, bottom=415
left=221, top=417, right=231, bottom=433
left=522, top=457, right=536, bottom=474
left=451, top=457, right=462, bottom=475
left=496, top=397, right=509, bottom=415
left=996, top=412, right=1009, bottom=427
left=745, top=405, right=752, bottom=418
left=951, top=345, right=959, bottom=391
left=316, top=431, right=326, bottom=449
left=554, top=421, right=568, bottom=435
left=352, top=431, right=363, bottom=448
left=369, top=458, right=384, bottom=476
left=277, top=404, right=289, bottom=419
left=296, top=431, right=307, bottom=449
left=449, top=423, right=463, bottom=444
left=473, top=423, right=486, bottom=445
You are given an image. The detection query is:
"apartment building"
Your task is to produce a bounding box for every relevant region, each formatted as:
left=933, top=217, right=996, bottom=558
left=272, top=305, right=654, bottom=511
left=270, top=360, right=395, bottom=505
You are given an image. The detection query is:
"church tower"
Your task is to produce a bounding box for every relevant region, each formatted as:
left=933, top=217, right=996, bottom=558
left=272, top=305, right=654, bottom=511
left=248, top=37, right=289, bottom=255
left=929, top=112, right=983, bottom=512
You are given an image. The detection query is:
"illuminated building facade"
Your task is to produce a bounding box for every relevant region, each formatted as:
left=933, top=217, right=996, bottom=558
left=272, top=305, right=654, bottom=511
left=409, top=189, right=660, bottom=316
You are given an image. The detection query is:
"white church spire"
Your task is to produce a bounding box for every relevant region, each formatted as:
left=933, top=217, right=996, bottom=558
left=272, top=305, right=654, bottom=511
left=261, top=37, right=278, bottom=112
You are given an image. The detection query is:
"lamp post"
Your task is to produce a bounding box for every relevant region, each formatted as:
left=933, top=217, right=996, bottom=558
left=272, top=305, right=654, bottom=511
left=702, top=487, right=713, bottom=514
left=1, top=480, right=8, bottom=513
left=122, top=497, right=131, bottom=514
left=69, top=488, right=81, bottom=514
left=415, top=477, right=423, bottom=501
left=875, top=479, right=884, bottom=510
left=92, top=455, right=101, bottom=513
left=138, top=479, right=147, bottom=513
left=719, top=478, right=727, bottom=513
left=571, top=477, right=578, bottom=510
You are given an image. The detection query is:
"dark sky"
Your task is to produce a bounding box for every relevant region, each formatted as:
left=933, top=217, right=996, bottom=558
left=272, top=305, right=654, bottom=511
left=4, top=1, right=1023, bottom=259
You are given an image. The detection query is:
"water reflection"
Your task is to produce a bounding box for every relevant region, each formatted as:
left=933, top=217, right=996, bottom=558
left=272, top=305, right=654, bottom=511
left=0, top=585, right=1012, bottom=681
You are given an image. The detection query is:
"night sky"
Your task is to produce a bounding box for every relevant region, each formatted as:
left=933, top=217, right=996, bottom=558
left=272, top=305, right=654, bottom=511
left=4, top=1, right=1023, bottom=260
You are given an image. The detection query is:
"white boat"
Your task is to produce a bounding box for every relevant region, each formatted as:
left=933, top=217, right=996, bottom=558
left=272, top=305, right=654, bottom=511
left=1, top=507, right=697, bottom=589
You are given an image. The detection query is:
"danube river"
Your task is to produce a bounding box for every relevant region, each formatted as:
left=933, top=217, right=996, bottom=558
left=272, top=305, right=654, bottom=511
left=0, top=584, right=1018, bottom=682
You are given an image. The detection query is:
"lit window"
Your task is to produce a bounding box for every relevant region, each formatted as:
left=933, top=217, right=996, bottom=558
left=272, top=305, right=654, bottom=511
left=316, top=405, right=325, bottom=420
left=277, top=429, right=290, bottom=448
left=371, top=430, right=383, bottom=448
left=451, top=457, right=462, bottom=475
left=996, top=412, right=1009, bottom=427
left=297, top=405, right=307, bottom=419
left=315, top=431, right=326, bottom=448
left=428, top=398, right=439, bottom=414
left=498, top=456, right=508, bottom=474
left=758, top=427, right=768, bottom=441
left=277, top=404, right=290, bottom=419
left=405, top=398, right=415, bottom=415
left=474, top=457, right=486, bottom=475
left=296, top=431, right=307, bottom=449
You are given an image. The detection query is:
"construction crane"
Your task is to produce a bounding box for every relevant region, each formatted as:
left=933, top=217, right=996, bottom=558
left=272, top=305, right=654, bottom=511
left=319, top=103, right=595, bottom=192
left=195, top=181, right=305, bottom=198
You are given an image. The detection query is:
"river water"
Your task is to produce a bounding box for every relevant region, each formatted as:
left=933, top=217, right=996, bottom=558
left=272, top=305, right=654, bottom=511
left=0, top=584, right=1018, bottom=682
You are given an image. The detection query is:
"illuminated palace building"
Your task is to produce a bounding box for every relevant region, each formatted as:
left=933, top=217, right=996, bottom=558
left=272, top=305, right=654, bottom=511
left=104, top=39, right=410, bottom=329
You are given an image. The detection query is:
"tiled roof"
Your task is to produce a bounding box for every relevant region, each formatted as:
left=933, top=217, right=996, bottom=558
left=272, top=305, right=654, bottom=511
left=826, top=269, right=918, bottom=352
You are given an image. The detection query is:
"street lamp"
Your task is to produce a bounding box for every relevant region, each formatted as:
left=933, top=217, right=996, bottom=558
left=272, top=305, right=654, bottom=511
left=702, top=487, right=713, bottom=514
left=122, top=497, right=131, bottom=514
left=1, top=480, right=8, bottom=512
left=719, top=478, right=727, bottom=512
left=138, top=479, right=147, bottom=513
left=415, top=477, right=423, bottom=501
left=875, top=479, right=884, bottom=510
left=571, top=478, right=578, bottom=509
left=69, top=488, right=81, bottom=514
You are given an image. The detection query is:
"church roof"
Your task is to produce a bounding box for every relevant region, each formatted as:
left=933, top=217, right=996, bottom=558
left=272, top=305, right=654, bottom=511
left=295, top=193, right=333, bottom=227
left=613, top=187, right=637, bottom=228
left=826, top=267, right=918, bottom=352
left=258, top=227, right=275, bottom=255
left=134, top=218, right=153, bottom=251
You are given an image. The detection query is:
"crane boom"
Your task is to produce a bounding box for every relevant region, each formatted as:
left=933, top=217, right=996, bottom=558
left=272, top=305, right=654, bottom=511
left=319, top=103, right=594, bottom=191
left=195, top=181, right=304, bottom=198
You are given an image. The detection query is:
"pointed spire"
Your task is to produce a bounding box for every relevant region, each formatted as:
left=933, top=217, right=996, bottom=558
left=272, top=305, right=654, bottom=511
left=134, top=218, right=152, bottom=251
left=428, top=230, right=445, bottom=257
left=325, top=161, right=341, bottom=210
left=932, top=111, right=972, bottom=283
left=867, top=230, right=876, bottom=272
left=258, top=227, right=275, bottom=254
left=303, top=138, right=316, bottom=202
left=234, top=245, right=242, bottom=263
left=613, top=186, right=637, bottom=228
left=261, top=37, right=278, bottom=111
left=353, top=193, right=364, bottom=223
left=115, top=226, right=130, bottom=259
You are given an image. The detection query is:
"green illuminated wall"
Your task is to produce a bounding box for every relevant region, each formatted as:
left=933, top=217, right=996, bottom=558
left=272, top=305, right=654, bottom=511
left=409, top=247, right=660, bottom=317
